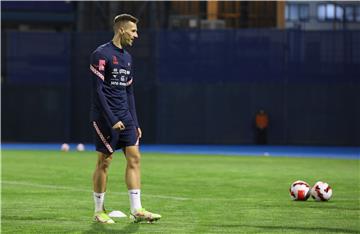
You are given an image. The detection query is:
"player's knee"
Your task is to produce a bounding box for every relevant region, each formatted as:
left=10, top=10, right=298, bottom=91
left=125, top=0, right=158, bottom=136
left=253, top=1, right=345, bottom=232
left=127, top=153, right=141, bottom=168
left=102, top=159, right=112, bottom=170
left=97, top=154, right=112, bottom=171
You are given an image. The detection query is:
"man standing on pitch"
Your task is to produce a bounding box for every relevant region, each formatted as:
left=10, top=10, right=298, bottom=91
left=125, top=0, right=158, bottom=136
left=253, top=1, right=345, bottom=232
left=90, top=14, right=161, bottom=224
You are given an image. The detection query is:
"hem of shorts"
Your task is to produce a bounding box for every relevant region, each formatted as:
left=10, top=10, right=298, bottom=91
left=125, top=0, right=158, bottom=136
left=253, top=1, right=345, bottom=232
left=95, top=143, right=138, bottom=154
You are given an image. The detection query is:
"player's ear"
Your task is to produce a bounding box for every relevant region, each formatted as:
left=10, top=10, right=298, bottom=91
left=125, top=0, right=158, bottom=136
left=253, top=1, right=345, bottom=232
left=119, top=27, right=124, bottom=35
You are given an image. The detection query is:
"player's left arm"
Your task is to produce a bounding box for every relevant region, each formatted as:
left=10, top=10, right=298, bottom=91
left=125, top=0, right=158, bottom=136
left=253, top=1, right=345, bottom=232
left=126, top=78, right=141, bottom=138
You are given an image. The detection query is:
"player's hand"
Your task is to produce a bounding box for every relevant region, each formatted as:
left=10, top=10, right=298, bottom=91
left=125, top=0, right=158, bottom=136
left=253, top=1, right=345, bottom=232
left=112, top=121, right=125, bottom=131
left=137, top=127, right=142, bottom=138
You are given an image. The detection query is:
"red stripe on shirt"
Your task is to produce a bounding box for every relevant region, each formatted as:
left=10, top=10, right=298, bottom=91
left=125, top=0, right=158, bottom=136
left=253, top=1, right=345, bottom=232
left=92, top=121, right=113, bottom=153
left=90, top=65, right=105, bottom=81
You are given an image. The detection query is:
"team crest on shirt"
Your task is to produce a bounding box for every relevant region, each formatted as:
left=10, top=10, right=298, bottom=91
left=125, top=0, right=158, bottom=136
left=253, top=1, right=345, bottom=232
left=113, top=56, right=119, bottom=65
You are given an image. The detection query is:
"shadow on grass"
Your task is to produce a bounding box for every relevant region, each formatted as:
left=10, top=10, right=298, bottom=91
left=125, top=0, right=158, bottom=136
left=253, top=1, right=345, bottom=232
left=208, top=224, right=359, bottom=233
left=82, top=222, right=139, bottom=234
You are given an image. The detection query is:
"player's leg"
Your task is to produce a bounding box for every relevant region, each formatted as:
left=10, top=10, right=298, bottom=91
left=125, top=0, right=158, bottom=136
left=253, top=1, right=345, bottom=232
left=93, top=152, right=115, bottom=223
left=124, top=145, right=141, bottom=213
left=124, top=145, right=141, bottom=190
left=93, top=152, right=112, bottom=194
left=91, top=120, right=116, bottom=223
left=124, top=146, right=161, bottom=223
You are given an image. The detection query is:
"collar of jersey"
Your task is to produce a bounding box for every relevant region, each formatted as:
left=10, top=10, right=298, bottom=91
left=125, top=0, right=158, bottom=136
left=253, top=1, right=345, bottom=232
left=110, top=41, right=125, bottom=53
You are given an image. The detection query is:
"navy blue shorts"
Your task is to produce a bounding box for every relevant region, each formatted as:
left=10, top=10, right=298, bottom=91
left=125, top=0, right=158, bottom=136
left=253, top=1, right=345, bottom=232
left=92, top=120, right=139, bottom=155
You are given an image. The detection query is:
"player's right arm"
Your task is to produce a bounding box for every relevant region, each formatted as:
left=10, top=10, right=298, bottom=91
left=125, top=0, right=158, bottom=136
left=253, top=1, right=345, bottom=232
left=90, top=51, right=124, bottom=130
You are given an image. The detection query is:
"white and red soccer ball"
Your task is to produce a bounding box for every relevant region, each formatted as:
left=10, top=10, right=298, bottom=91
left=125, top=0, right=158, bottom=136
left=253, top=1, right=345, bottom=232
left=290, top=180, right=333, bottom=201
left=289, top=180, right=311, bottom=201
left=310, top=181, right=333, bottom=201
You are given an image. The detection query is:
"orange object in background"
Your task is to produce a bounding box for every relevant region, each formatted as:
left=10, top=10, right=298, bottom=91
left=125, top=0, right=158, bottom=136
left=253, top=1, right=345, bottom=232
left=255, top=110, right=269, bottom=145
left=256, top=110, right=269, bottom=129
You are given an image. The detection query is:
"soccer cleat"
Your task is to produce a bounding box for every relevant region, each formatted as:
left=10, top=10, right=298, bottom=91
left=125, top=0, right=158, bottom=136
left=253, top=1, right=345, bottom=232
left=130, top=208, right=161, bottom=223
left=93, top=211, right=115, bottom=224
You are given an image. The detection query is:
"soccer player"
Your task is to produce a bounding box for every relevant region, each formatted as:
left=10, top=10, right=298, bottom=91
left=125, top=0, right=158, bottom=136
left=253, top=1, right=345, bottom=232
left=89, top=14, right=161, bottom=224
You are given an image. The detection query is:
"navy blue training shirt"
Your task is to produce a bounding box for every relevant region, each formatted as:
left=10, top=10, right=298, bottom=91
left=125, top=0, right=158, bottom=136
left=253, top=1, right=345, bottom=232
left=90, top=41, right=139, bottom=128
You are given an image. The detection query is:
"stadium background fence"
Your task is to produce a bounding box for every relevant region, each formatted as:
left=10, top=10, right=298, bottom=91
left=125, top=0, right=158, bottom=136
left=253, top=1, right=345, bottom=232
left=2, top=30, right=359, bottom=146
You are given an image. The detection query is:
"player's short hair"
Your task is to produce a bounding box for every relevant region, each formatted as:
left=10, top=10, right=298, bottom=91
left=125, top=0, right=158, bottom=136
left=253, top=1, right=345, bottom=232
left=113, top=14, right=138, bottom=32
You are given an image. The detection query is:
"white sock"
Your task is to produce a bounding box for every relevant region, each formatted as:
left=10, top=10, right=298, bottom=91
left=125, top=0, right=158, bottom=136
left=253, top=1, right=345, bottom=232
left=128, top=189, right=142, bottom=213
left=93, top=192, right=105, bottom=212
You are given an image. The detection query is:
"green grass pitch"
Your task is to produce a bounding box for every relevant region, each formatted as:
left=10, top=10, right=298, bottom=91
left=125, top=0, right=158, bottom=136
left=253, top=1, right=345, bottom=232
left=1, top=150, right=359, bottom=233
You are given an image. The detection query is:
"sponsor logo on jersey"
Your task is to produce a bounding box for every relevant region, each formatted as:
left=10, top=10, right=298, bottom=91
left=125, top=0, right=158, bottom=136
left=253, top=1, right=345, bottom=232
left=119, top=69, right=127, bottom=74
left=112, top=68, right=118, bottom=78
left=110, top=81, right=130, bottom=86
left=112, top=68, right=130, bottom=76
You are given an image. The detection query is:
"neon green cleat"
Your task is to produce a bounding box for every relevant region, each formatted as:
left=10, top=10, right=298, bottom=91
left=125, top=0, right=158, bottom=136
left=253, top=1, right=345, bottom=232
left=93, top=211, right=115, bottom=224
left=130, top=208, right=161, bottom=223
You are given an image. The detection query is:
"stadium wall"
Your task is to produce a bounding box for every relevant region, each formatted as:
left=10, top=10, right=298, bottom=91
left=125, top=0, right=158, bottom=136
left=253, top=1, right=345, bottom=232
left=2, top=30, right=359, bottom=146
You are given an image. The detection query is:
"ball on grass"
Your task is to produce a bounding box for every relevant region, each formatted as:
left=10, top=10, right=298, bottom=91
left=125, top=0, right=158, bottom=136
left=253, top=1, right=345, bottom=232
left=76, top=143, right=85, bottom=152
left=311, top=181, right=333, bottom=201
left=289, top=180, right=311, bottom=201
left=61, top=143, right=70, bottom=152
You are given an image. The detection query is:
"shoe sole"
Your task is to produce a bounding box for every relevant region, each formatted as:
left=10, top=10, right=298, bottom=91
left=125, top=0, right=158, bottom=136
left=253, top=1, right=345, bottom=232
left=130, top=215, right=161, bottom=224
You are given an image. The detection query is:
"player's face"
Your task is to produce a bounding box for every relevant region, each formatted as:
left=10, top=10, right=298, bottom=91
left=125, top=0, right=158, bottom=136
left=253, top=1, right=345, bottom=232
left=121, top=22, right=138, bottom=47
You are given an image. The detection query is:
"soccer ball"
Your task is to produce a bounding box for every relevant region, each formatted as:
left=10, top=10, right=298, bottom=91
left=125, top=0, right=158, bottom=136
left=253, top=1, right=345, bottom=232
left=76, top=143, right=85, bottom=152
left=311, top=181, right=332, bottom=201
left=61, top=143, right=70, bottom=152
left=289, top=180, right=311, bottom=201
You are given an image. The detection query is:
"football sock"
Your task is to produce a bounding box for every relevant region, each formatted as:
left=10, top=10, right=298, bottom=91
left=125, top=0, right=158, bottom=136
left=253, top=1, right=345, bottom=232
left=128, top=189, right=142, bottom=213
left=93, top=192, right=105, bottom=212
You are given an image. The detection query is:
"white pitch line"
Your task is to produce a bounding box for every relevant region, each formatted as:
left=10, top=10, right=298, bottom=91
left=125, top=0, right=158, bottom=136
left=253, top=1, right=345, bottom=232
left=2, top=180, right=189, bottom=201
left=5, top=181, right=320, bottom=202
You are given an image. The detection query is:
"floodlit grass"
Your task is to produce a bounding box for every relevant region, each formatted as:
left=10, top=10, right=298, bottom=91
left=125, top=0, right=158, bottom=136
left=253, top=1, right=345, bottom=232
left=2, top=150, right=359, bottom=233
